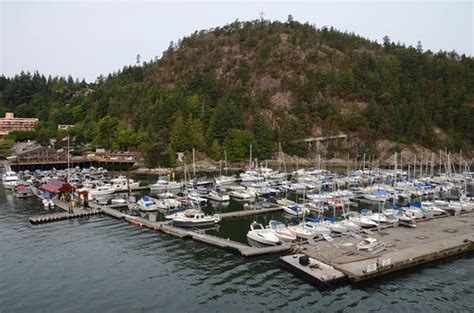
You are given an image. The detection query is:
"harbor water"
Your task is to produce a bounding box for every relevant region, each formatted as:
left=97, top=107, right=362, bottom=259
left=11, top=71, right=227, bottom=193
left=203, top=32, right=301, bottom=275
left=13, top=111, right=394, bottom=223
left=1, top=188, right=473, bottom=312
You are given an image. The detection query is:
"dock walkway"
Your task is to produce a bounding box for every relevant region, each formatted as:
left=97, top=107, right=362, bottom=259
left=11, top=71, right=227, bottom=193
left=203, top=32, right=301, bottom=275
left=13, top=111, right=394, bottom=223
left=218, top=206, right=282, bottom=220
left=98, top=206, right=293, bottom=256
left=29, top=208, right=102, bottom=224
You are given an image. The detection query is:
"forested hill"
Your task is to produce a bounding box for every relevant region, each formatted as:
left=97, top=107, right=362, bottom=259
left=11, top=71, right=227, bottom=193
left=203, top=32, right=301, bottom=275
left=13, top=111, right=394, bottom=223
left=1, top=19, right=473, bottom=166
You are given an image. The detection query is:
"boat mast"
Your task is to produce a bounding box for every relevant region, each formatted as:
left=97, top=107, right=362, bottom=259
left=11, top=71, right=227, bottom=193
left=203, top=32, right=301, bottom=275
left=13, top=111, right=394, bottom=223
left=67, top=135, right=70, bottom=184
left=249, top=145, right=252, bottom=171
left=224, top=149, right=228, bottom=176
left=192, top=147, right=196, bottom=178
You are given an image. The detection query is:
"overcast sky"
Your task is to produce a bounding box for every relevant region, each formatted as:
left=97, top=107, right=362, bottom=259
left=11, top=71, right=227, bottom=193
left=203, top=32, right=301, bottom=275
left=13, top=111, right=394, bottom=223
left=1, top=1, right=473, bottom=82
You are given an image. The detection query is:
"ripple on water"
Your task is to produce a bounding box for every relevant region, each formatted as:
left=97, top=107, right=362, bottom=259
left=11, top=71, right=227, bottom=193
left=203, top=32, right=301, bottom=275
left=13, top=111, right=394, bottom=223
left=1, top=188, right=474, bottom=312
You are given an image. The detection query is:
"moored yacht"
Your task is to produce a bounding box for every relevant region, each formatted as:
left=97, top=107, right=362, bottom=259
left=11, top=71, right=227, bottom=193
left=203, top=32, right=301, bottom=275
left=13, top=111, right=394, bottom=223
left=172, top=209, right=220, bottom=227
left=110, top=176, right=140, bottom=191
left=2, top=171, right=20, bottom=190
left=267, top=220, right=296, bottom=242
left=247, top=221, right=280, bottom=246
left=150, top=176, right=183, bottom=192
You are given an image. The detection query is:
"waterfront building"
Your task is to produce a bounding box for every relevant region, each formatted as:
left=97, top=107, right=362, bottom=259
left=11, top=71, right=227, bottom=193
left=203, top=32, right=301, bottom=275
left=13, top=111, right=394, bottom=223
left=0, top=112, right=38, bottom=136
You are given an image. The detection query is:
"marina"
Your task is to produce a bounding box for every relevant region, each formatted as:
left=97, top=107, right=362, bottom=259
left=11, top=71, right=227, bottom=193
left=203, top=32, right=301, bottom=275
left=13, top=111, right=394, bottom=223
left=2, top=156, right=474, bottom=287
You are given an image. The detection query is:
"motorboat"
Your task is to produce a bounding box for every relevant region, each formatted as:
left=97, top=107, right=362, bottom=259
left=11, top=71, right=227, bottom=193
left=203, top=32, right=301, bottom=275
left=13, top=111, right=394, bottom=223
left=267, top=220, right=296, bottom=242
left=205, top=189, right=230, bottom=202
left=149, top=176, right=182, bottom=192
left=360, top=209, right=388, bottom=223
left=246, top=221, right=280, bottom=246
left=13, top=184, right=33, bottom=198
left=306, top=216, right=346, bottom=234
left=42, top=198, right=54, bottom=209
left=111, top=198, right=127, bottom=205
left=228, top=186, right=254, bottom=200
left=2, top=171, right=19, bottom=190
left=282, top=204, right=309, bottom=216
left=288, top=224, right=315, bottom=239
left=215, top=175, right=237, bottom=186
left=110, top=176, right=140, bottom=191
left=345, top=211, right=378, bottom=228
left=84, top=184, right=116, bottom=198
left=338, top=219, right=361, bottom=232
left=302, top=221, right=331, bottom=236
left=240, top=171, right=264, bottom=183
left=187, top=190, right=208, bottom=206
left=357, top=237, right=381, bottom=251
left=137, top=196, right=159, bottom=211
left=172, top=209, right=220, bottom=227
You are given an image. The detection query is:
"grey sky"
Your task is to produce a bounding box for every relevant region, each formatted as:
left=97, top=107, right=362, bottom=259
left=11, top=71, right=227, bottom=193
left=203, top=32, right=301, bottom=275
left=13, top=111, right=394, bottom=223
left=1, top=1, right=473, bottom=82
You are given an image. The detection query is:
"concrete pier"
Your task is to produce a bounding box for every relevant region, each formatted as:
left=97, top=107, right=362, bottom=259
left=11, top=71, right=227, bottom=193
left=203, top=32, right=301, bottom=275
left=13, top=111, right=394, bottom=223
left=294, top=212, right=474, bottom=282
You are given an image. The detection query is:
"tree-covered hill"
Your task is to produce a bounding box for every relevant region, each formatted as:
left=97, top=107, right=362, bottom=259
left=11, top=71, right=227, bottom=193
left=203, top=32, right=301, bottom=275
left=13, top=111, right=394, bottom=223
left=1, top=19, right=473, bottom=165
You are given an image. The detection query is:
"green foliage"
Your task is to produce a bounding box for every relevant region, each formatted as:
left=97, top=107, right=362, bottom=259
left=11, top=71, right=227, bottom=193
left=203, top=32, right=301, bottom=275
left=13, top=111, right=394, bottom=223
left=1, top=19, right=473, bottom=165
left=223, top=129, right=256, bottom=161
left=251, top=112, right=274, bottom=159
left=209, top=139, right=222, bottom=160
left=0, top=138, right=14, bottom=158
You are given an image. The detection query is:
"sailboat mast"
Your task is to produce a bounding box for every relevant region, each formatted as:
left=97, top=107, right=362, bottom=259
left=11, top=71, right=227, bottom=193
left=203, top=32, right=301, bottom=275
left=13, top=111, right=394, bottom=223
left=67, top=135, right=70, bottom=184
left=192, top=148, right=196, bottom=178
left=249, top=145, right=252, bottom=171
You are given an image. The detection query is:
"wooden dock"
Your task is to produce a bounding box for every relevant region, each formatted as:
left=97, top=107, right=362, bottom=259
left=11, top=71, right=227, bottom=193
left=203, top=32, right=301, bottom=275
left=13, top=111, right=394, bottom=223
left=218, top=206, right=282, bottom=220
left=29, top=208, right=102, bottom=224
left=98, top=206, right=293, bottom=256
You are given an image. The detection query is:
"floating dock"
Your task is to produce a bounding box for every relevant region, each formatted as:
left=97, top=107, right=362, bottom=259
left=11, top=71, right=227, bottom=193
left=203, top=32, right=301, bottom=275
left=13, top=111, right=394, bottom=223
left=29, top=208, right=102, bottom=224
left=280, top=254, right=347, bottom=285
left=218, top=206, right=282, bottom=220
left=284, top=212, right=474, bottom=283
left=98, top=206, right=293, bottom=256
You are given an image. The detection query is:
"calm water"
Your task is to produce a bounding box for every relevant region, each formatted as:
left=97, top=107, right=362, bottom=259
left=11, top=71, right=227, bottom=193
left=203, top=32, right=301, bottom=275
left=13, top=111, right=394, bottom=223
left=1, top=188, right=473, bottom=313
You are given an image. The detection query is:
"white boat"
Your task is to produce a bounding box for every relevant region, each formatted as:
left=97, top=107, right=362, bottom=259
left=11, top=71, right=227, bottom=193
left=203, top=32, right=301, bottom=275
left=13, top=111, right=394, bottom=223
left=137, top=196, right=159, bottom=211
left=357, top=237, right=380, bottom=251
left=2, top=171, right=19, bottom=190
left=246, top=221, right=280, bottom=246
left=267, top=220, right=296, bottom=242
left=110, top=176, right=140, bottom=191
left=215, top=175, right=237, bottom=186
left=302, top=221, right=331, bottom=236
left=13, top=184, right=33, bottom=198
left=82, top=184, right=116, bottom=198
left=172, top=209, right=220, bottom=227
left=187, top=190, right=208, bottom=205
left=282, top=205, right=309, bottom=216
left=360, top=209, right=388, bottom=223
left=205, top=189, right=230, bottom=202
left=150, top=176, right=182, bottom=192
left=288, top=224, right=315, bottom=239
left=111, top=198, right=126, bottom=205
left=42, top=198, right=54, bottom=209
left=164, top=210, right=186, bottom=220
left=228, top=186, right=255, bottom=200
left=345, top=211, right=378, bottom=228
left=338, top=219, right=361, bottom=232
left=240, top=171, right=264, bottom=183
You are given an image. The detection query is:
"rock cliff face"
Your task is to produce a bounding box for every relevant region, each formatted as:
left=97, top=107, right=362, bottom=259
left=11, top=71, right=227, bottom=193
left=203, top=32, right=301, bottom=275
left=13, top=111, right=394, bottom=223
left=141, top=20, right=473, bottom=158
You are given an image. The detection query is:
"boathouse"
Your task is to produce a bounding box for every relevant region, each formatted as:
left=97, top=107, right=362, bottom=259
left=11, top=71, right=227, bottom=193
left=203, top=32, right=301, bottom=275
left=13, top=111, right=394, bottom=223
left=40, top=179, right=76, bottom=199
